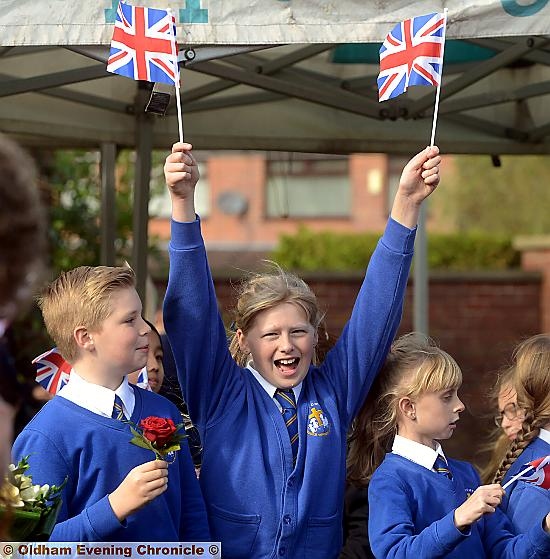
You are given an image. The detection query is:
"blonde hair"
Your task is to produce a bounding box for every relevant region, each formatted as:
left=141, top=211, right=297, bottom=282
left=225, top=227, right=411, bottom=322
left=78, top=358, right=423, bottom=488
left=479, top=367, right=515, bottom=484
left=38, top=266, right=136, bottom=363
left=347, top=333, right=462, bottom=487
left=228, top=263, right=324, bottom=366
left=493, top=334, right=550, bottom=483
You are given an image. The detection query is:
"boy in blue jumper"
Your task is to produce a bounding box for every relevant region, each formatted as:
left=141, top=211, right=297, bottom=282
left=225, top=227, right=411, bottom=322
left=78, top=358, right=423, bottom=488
left=351, top=333, right=550, bottom=559
left=163, top=142, right=441, bottom=559
left=12, top=266, right=209, bottom=542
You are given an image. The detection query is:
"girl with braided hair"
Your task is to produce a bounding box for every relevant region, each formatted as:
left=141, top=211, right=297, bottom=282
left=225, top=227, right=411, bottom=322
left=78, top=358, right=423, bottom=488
left=493, top=333, right=550, bottom=534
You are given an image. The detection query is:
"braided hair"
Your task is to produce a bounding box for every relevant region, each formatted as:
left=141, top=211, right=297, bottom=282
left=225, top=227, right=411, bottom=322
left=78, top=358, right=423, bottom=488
left=492, top=334, right=550, bottom=483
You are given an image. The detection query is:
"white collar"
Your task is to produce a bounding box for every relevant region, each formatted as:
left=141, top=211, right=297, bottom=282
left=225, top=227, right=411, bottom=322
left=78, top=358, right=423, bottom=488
left=246, top=364, right=302, bottom=403
left=58, top=370, right=135, bottom=419
left=392, top=434, right=447, bottom=471
left=538, top=427, right=550, bottom=445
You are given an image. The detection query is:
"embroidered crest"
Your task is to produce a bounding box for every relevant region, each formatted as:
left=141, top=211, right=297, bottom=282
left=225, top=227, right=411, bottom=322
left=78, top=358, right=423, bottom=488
left=307, top=402, right=330, bottom=436
left=464, top=487, right=475, bottom=499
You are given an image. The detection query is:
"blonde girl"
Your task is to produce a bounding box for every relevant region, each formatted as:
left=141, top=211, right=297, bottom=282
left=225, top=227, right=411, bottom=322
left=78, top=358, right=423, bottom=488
left=351, top=333, right=550, bottom=559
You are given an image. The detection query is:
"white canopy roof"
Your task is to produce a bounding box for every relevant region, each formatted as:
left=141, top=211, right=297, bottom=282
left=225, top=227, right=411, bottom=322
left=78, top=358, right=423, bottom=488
left=1, top=1, right=550, bottom=155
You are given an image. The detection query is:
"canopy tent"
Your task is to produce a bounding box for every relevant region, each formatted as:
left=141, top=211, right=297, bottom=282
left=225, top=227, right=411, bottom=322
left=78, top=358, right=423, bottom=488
left=2, top=0, right=550, bottom=330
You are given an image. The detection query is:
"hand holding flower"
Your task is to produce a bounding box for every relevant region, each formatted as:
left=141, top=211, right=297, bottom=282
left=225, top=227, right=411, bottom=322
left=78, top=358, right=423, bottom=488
left=108, top=459, right=168, bottom=521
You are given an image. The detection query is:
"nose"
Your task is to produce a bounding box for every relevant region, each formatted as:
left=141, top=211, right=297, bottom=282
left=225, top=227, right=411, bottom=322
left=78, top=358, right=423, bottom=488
left=147, top=352, right=158, bottom=373
left=279, top=332, right=294, bottom=352
left=139, top=316, right=151, bottom=336
left=455, top=397, right=465, bottom=413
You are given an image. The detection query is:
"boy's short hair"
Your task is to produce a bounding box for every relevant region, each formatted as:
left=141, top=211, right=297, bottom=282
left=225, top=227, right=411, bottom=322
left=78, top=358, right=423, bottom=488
left=38, top=266, right=136, bottom=363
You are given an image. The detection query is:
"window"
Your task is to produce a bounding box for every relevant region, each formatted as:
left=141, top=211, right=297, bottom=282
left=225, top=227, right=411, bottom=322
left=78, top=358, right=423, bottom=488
left=266, top=155, right=350, bottom=218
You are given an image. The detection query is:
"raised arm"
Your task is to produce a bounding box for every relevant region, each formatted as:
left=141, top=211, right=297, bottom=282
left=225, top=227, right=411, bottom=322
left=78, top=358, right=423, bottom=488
left=320, top=146, right=441, bottom=421
left=164, top=141, right=200, bottom=223
left=390, top=145, right=440, bottom=228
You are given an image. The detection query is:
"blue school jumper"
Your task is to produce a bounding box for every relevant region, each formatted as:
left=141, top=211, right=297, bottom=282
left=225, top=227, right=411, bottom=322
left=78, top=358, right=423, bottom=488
left=502, top=435, right=550, bottom=534
left=368, top=453, right=550, bottom=558
left=164, top=216, right=415, bottom=559
left=13, top=387, right=209, bottom=542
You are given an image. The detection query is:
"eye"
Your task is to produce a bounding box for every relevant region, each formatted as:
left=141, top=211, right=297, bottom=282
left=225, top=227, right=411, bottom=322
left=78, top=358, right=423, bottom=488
left=125, top=317, right=136, bottom=324
left=261, top=332, right=278, bottom=339
left=291, top=329, right=307, bottom=336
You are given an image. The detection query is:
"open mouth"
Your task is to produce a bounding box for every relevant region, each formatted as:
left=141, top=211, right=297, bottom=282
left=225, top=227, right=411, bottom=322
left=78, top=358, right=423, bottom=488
left=274, top=357, right=300, bottom=374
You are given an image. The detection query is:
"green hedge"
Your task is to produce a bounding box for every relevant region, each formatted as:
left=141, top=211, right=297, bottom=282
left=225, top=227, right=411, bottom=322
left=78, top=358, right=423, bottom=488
left=271, top=226, right=520, bottom=271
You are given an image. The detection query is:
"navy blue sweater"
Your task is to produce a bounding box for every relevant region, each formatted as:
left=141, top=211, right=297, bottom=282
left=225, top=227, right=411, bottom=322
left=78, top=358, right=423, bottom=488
left=164, top=216, right=415, bottom=559
left=369, top=453, right=550, bottom=558
left=13, top=387, right=209, bottom=542
left=502, top=436, right=550, bottom=535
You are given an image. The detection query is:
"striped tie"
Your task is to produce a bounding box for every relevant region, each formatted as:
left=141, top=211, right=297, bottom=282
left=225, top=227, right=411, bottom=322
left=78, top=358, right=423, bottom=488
left=274, top=389, right=299, bottom=464
left=112, top=394, right=127, bottom=421
left=434, top=455, right=452, bottom=479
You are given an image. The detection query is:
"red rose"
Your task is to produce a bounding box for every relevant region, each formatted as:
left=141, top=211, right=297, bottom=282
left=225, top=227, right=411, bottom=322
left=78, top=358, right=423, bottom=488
left=139, top=416, right=177, bottom=448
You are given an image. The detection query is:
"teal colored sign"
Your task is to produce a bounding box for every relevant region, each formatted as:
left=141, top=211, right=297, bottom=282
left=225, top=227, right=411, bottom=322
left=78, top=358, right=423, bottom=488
left=501, top=0, right=548, bottom=16
left=180, top=0, right=209, bottom=23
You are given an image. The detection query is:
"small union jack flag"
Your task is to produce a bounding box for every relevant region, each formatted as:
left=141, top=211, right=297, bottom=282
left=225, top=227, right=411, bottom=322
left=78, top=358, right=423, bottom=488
left=135, top=367, right=153, bottom=391
left=107, top=2, right=179, bottom=86
left=34, top=347, right=72, bottom=395
left=378, top=12, right=445, bottom=102
left=513, top=455, right=550, bottom=489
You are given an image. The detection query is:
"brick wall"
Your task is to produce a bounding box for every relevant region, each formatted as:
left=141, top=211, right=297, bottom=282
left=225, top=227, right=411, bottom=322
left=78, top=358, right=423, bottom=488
left=212, top=271, right=541, bottom=466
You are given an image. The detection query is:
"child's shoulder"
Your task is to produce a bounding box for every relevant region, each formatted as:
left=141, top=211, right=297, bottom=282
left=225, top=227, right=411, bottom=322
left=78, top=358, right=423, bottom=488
left=133, top=385, right=182, bottom=418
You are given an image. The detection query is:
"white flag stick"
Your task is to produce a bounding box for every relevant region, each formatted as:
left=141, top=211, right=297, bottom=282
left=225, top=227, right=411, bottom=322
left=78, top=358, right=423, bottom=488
left=501, top=464, right=533, bottom=490
left=168, top=9, right=184, bottom=143
left=429, top=8, right=448, bottom=147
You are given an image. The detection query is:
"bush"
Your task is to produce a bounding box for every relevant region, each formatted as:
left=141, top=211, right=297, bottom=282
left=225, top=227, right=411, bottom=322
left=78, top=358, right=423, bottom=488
left=272, top=226, right=519, bottom=271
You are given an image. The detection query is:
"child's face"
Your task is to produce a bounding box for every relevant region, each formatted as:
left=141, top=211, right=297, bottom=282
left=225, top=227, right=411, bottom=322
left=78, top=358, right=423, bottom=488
left=497, top=384, right=525, bottom=441
left=145, top=330, right=164, bottom=393
left=237, top=301, right=317, bottom=389
left=404, top=388, right=465, bottom=449
left=87, top=287, right=150, bottom=380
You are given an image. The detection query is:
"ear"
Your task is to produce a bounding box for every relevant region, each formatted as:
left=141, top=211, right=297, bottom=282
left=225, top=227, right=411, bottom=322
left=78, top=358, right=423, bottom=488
left=74, top=326, right=94, bottom=351
left=398, top=396, right=416, bottom=420
left=313, top=329, right=319, bottom=347
left=236, top=329, right=249, bottom=353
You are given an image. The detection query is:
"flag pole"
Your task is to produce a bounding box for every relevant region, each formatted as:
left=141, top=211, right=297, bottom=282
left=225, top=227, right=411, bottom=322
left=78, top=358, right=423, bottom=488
left=501, top=464, right=533, bottom=490
left=429, top=8, right=448, bottom=147
left=169, top=9, right=184, bottom=143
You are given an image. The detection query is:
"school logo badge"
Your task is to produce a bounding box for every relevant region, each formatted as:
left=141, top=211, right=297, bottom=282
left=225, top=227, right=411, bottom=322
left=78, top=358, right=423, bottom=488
left=464, top=487, right=475, bottom=499
left=307, top=402, right=330, bottom=436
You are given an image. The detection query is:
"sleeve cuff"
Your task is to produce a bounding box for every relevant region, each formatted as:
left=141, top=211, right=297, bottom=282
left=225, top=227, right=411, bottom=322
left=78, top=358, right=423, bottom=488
left=382, top=217, right=417, bottom=255
left=433, top=510, right=470, bottom=553
left=85, top=495, right=126, bottom=540
left=527, top=513, right=550, bottom=554
left=169, top=216, right=203, bottom=250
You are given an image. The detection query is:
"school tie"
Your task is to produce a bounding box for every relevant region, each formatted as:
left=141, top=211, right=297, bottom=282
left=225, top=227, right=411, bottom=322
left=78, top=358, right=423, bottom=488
left=434, top=455, right=453, bottom=479
left=111, top=394, right=127, bottom=421
left=274, top=389, right=299, bottom=464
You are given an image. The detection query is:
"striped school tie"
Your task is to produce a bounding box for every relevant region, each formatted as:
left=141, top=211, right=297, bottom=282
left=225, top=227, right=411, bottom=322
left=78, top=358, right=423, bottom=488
left=434, top=455, right=453, bottom=479
left=112, top=394, right=127, bottom=421
left=274, top=389, right=299, bottom=464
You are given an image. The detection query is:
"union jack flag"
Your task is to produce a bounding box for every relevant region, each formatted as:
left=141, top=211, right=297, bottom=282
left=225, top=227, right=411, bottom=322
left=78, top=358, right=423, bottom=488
left=107, top=2, right=179, bottom=86
left=135, top=367, right=153, bottom=391
left=378, top=12, right=446, bottom=102
left=34, top=347, right=73, bottom=395
left=514, top=455, right=550, bottom=489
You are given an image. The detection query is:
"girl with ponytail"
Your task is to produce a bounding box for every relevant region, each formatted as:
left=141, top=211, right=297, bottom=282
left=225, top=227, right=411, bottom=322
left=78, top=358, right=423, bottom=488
left=493, top=334, right=550, bottom=534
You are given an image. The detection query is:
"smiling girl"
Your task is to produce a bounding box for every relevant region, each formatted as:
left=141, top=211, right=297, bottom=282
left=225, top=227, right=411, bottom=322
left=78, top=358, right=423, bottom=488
left=163, top=142, right=441, bottom=559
